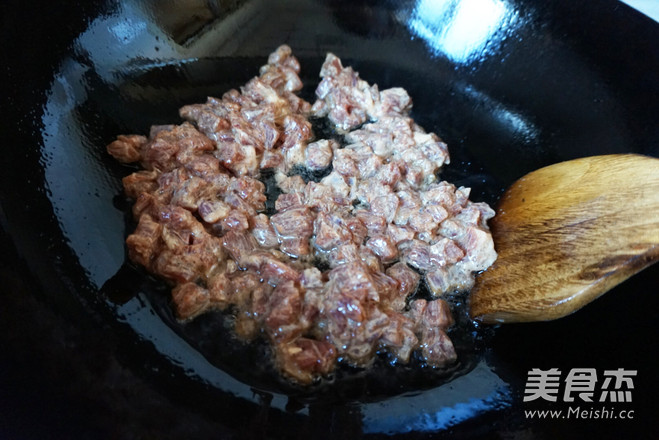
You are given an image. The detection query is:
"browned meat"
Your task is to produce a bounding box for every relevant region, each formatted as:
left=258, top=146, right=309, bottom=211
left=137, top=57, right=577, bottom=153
left=327, top=243, right=361, bottom=267
left=344, top=115, right=449, bottom=188
left=400, top=239, right=433, bottom=271
left=385, top=262, right=420, bottom=310
left=243, top=251, right=300, bottom=286
left=276, top=174, right=306, bottom=194
left=216, top=141, right=259, bottom=176
left=271, top=207, right=313, bottom=238
left=418, top=327, right=457, bottom=367
left=260, top=46, right=304, bottom=93
left=207, top=271, right=232, bottom=308
left=387, top=223, right=415, bottom=245
left=144, top=122, right=215, bottom=172
left=122, top=170, right=159, bottom=199
left=275, top=338, right=337, bottom=384
left=263, top=281, right=304, bottom=341
left=170, top=176, right=214, bottom=210
left=429, top=238, right=465, bottom=266
left=322, top=263, right=380, bottom=363
left=366, top=235, right=398, bottom=262
left=259, top=150, right=284, bottom=169
left=172, top=282, right=211, bottom=320
left=185, top=154, right=222, bottom=178
left=177, top=45, right=314, bottom=179
left=125, top=214, right=162, bottom=268
left=198, top=200, right=231, bottom=224
left=226, top=269, right=262, bottom=309
left=309, top=52, right=414, bottom=132
left=304, top=139, right=335, bottom=170
left=378, top=311, right=418, bottom=362
left=408, top=298, right=454, bottom=330
left=228, top=176, right=267, bottom=211
left=108, top=46, right=497, bottom=385
left=270, top=207, right=314, bottom=258
left=304, top=179, right=351, bottom=212
left=250, top=214, right=279, bottom=248
left=378, top=88, right=413, bottom=116
left=221, top=230, right=257, bottom=267
left=405, top=299, right=457, bottom=367
left=313, top=211, right=354, bottom=252
left=355, top=210, right=387, bottom=235
left=281, top=114, right=312, bottom=151
left=106, top=134, right=147, bottom=163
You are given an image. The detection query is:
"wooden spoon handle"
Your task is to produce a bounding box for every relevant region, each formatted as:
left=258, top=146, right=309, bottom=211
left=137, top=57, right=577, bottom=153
left=469, top=154, right=659, bottom=323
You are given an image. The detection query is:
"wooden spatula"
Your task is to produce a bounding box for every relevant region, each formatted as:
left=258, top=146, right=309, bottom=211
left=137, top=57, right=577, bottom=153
left=469, top=154, right=659, bottom=324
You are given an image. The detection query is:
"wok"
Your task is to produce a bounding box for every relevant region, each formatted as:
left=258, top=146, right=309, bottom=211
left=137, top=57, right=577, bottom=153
left=1, top=0, right=657, bottom=438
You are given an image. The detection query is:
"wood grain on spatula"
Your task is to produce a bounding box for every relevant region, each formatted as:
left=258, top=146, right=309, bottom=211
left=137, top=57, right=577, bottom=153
left=469, top=154, right=659, bottom=324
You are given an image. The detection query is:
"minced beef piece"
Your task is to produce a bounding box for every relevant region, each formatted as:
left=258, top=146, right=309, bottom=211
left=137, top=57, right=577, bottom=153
left=106, top=46, right=497, bottom=385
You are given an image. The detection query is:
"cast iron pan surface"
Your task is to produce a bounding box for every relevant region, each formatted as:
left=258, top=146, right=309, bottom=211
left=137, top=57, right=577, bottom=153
left=1, top=0, right=658, bottom=438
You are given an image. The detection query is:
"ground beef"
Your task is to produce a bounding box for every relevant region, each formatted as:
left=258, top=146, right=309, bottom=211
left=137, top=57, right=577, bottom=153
left=106, top=46, right=497, bottom=385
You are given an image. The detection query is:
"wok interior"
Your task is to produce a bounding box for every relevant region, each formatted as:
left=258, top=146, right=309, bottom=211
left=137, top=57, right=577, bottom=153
left=3, top=0, right=657, bottom=437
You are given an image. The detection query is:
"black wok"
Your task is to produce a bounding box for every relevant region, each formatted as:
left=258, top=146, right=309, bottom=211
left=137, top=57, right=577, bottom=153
left=1, top=0, right=658, bottom=438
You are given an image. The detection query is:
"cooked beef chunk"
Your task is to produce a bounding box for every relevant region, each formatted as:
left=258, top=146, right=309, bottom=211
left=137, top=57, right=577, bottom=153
left=304, top=139, right=335, bottom=170
left=385, top=262, right=420, bottom=311
left=311, top=53, right=413, bottom=131
left=107, top=46, right=497, bottom=384
left=122, top=170, right=159, bottom=199
left=172, top=282, right=211, bottom=320
left=250, top=213, right=280, bottom=248
left=418, top=327, right=458, bottom=366
left=107, top=134, right=147, bottom=163
left=275, top=338, right=337, bottom=384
